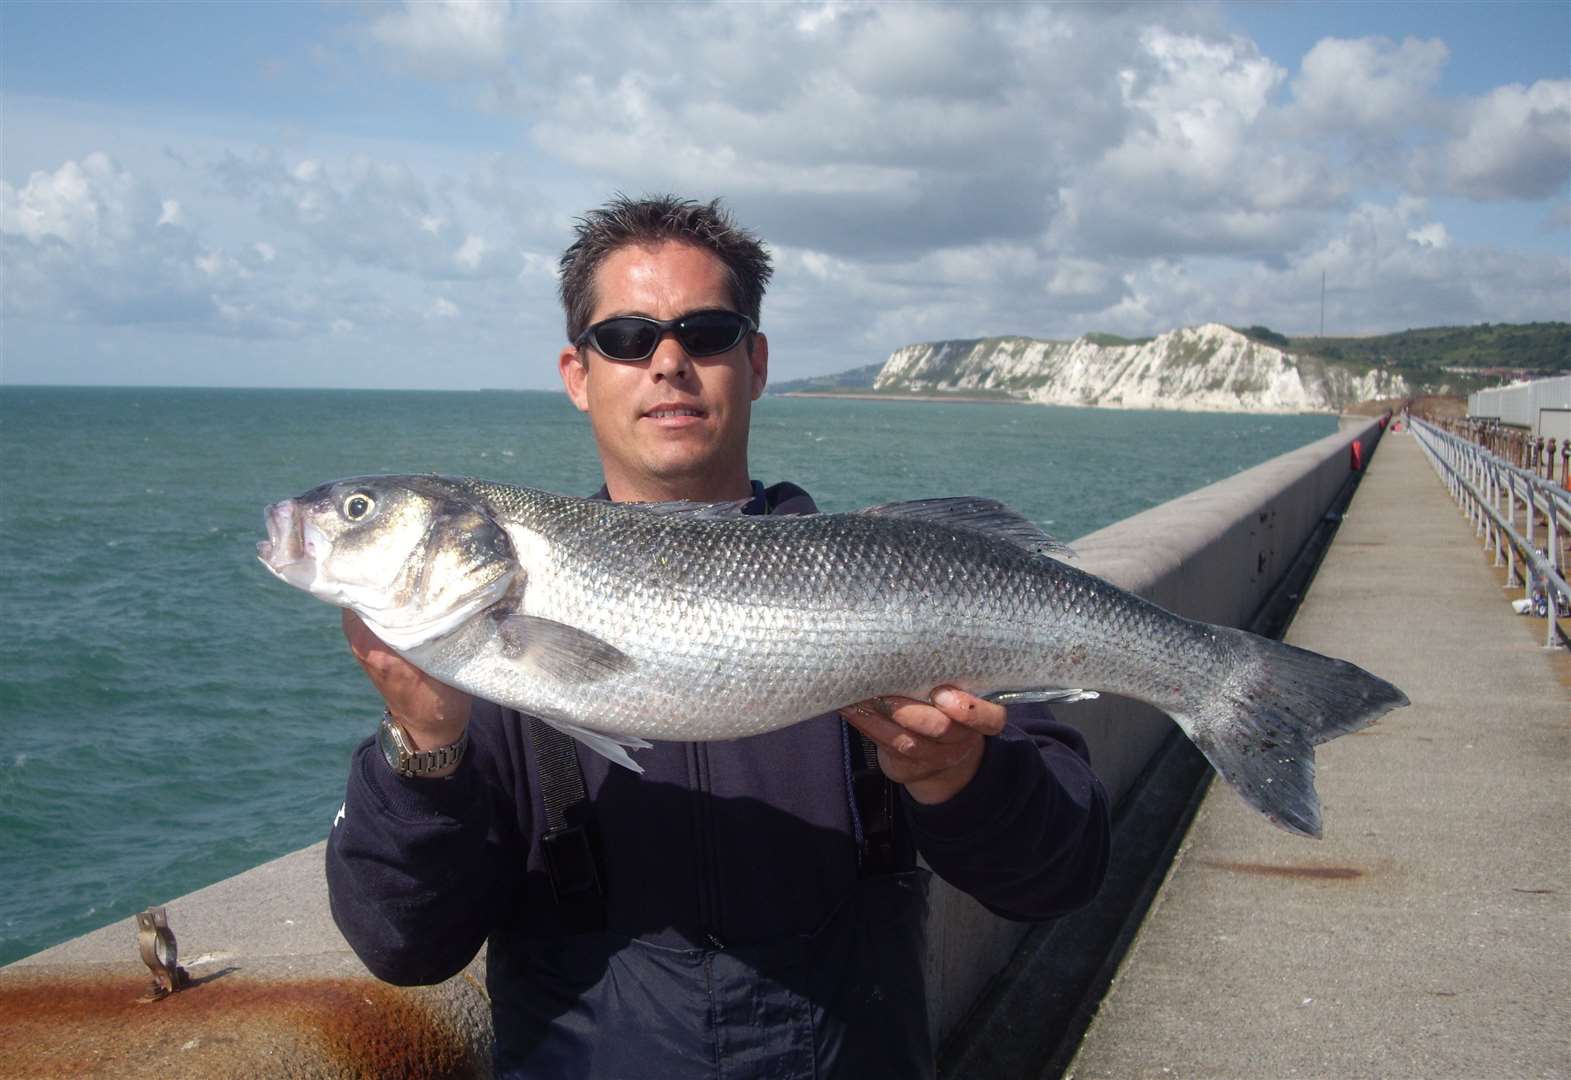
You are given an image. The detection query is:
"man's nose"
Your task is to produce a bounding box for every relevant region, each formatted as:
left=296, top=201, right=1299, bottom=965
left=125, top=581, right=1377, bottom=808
left=648, top=332, right=691, bottom=378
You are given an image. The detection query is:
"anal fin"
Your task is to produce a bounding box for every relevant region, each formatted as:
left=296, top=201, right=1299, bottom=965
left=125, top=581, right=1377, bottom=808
left=541, top=717, right=652, bottom=774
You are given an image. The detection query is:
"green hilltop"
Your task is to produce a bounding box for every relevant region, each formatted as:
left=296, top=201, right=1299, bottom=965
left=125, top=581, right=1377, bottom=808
left=1275, top=322, right=1569, bottom=392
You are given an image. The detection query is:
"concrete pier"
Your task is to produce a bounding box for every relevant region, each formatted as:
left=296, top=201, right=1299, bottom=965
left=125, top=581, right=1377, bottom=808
left=1068, top=430, right=1571, bottom=1079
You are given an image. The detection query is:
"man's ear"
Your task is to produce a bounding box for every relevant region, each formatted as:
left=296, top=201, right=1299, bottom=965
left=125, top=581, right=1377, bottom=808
left=559, top=345, right=590, bottom=413
left=748, top=332, right=768, bottom=401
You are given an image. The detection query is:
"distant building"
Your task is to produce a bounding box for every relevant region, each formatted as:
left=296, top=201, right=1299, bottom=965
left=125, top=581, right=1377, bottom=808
left=1470, top=374, right=1571, bottom=440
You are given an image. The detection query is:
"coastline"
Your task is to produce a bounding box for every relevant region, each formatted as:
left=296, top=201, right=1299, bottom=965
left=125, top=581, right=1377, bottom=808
left=777, top=390, right=1340, bottom=414
left=779, top=391, right=1026, bottom=404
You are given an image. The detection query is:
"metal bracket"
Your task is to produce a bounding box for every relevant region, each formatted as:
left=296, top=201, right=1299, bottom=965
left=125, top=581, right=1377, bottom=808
left=135, top=906, right=190, bottom=1001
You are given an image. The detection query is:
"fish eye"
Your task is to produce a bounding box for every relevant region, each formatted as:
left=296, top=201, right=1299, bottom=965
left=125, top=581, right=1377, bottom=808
left=344, top=493, right=375, bottom=521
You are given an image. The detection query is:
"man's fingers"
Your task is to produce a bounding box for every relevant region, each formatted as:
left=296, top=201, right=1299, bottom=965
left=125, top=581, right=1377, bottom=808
left=884, top=698, right=955, bottom=739
left=929, top=686, right=1007, bottom=735
left=343, top=610, right=406, bottom=673
left=840, top=706, right=921, bottom=755
left=846, top=689, right=1007, bottom=743
left=341, top=609, right=378, bottom=663
left=842, top=688, right=1001, bottom=805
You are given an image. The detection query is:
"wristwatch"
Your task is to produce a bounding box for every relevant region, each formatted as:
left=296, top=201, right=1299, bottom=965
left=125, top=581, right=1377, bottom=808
left=377, top=709, right=469, bottom=778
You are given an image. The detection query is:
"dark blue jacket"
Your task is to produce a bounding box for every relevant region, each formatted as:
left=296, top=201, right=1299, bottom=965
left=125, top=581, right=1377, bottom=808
left=325, top=481, right=1110, bottom=1061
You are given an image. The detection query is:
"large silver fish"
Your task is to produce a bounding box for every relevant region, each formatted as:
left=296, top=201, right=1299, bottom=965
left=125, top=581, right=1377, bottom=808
left=258, top=475, right=1407, bottom=837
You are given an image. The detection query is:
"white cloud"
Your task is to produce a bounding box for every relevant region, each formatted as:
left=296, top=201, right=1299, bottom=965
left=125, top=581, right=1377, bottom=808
left=1289, top=36, right=1448, bottom=133
left=430, top=297, right=460, bottom=319
left=0, top=152, right=225, bottom=330
left=1446, top=79, right=1571, bottom=200
left=370, top=0, right=513, bottom=77
left=1, top=152, right=144, bottom=248
left=454, top=234, right=486, bottom=271
left=517, top=250, right=557, bottom=281
left=1406, top=222, right=1449, bottom=249
left=210, top=150, right=523, bottom=280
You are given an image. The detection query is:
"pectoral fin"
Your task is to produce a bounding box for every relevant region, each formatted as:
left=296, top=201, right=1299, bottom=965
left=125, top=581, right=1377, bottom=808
left=495, top=614, right=634, bottom=684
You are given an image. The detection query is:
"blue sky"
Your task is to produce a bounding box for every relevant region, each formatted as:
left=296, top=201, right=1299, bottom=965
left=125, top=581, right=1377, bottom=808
left=2, top=1, right=1567, bottom=389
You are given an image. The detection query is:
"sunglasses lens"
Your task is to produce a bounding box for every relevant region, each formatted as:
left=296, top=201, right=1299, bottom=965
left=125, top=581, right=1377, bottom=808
left=591, top=318, right=661, bottom=361
left=677, top=312, right=748, bottom=356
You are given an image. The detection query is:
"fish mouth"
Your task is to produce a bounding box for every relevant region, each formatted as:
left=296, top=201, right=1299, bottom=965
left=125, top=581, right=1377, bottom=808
left=256, top=500, right=315, bottom=585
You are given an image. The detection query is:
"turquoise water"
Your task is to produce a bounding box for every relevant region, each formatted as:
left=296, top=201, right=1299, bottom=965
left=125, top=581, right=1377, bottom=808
left=0, top=387, right=1335, bottom=964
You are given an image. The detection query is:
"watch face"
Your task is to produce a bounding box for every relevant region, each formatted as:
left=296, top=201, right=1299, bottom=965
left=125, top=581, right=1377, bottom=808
left=378, top=714, right=409, bottom=772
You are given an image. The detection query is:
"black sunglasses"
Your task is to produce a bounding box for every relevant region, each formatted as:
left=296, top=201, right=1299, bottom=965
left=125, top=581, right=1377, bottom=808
left=574, top=309, right=757, bottom=363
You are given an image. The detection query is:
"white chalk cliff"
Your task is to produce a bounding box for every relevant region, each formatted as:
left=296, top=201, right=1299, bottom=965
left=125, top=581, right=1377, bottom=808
left=874, top=324, right=1409, bottom=413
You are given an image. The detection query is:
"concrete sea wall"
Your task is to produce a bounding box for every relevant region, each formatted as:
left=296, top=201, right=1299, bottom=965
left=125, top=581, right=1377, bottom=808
left=4, top=417, right=1385, bottom=1078
left=923, top=413, right=1382, bottom=1042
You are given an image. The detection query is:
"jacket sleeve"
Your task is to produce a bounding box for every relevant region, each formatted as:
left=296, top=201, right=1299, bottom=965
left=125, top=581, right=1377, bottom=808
left=325, top=708, right=519, bottom=985
left=901, top=703, right=1110, bottom=920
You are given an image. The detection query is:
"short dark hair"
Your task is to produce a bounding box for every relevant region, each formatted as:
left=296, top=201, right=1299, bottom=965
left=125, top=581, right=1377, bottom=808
left=558, top=194, right=773, bottom=344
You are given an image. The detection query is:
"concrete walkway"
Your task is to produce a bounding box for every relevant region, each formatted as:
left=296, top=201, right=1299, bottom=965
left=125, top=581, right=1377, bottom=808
left=1068, top=430, right=1571, bottom=1080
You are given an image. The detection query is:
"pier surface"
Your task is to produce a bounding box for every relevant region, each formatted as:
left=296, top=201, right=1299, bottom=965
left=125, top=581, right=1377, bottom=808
left=1068, top=430, right=1571, bottom=1079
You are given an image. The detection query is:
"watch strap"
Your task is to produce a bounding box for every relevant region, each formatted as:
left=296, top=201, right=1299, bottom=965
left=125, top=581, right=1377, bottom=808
left=381, top=708, right=469, bottom=778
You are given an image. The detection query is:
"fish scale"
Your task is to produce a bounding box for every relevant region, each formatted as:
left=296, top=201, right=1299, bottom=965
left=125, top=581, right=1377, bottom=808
left=259, top=474, right=1409, bottom=837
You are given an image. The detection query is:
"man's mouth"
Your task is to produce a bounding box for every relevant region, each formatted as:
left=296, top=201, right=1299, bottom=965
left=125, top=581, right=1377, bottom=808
left=644, top=405, right=706, bottom=421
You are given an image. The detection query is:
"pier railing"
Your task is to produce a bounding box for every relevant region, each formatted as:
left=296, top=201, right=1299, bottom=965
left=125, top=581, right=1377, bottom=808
left=1411, top=417, right=1570, bottom=647
left=1435, top=415, right=1571, bottom=486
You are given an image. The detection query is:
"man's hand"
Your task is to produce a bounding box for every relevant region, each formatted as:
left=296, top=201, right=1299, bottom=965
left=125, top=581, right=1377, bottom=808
left=838, top=686, right=1006, bottom=805
left=342, top=610, right=473, bottom=755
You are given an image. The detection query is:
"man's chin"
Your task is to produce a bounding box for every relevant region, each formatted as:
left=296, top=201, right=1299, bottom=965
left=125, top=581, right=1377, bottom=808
left=635, top=445, right=741, bottom=491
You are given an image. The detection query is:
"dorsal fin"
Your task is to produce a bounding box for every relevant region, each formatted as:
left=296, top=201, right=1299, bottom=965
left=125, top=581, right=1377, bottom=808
left=620, top=497, right=752, bottom=519
left=855, top=497, right=1073, bottom=557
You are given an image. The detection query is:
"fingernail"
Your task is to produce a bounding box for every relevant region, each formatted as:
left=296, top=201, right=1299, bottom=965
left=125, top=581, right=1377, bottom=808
left=932, top=688, right=960, bottom=710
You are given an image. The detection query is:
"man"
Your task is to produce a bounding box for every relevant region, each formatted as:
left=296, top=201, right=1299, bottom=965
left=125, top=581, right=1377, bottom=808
left=327, top=195, right=1110, bottom=1078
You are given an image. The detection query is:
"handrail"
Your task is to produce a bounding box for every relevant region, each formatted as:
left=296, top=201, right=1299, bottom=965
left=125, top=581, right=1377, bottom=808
left=1410, top=417, right=1569, bottom=648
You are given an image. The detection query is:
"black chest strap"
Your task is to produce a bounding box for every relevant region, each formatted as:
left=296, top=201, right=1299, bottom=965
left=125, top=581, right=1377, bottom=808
left=850, top=731, right=901, bottom=876
left=527, top=717, right=607, bottom=932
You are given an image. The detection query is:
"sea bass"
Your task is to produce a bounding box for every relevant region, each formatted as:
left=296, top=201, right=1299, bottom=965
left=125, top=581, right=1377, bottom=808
left=258, top=474, right=1408, bottom=838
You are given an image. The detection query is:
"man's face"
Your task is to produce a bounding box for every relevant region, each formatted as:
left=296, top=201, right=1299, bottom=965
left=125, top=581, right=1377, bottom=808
left=559, top=241, right=768, bottom=503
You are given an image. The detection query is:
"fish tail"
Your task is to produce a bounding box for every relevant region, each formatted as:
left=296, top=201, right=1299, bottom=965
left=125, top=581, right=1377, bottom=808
left=1174, top=628, right=1408, bottom=838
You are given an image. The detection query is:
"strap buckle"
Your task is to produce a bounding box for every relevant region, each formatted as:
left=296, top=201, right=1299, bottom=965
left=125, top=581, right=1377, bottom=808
left=541, top=824, right=603, bottom=903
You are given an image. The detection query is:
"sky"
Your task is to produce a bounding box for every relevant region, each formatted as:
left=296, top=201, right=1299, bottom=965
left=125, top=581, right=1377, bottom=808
left=1, top=0, right=1567, bottom=390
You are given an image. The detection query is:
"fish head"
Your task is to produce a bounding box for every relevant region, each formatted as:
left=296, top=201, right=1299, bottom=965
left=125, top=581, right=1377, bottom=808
left=257, top=476, right=517, bottom=647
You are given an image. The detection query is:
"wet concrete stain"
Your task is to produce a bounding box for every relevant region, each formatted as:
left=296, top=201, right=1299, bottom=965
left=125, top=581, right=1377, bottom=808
left=1199, top=859, right=1364, bottom=881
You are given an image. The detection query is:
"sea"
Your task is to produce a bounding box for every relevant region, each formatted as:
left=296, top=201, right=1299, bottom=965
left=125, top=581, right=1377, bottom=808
left=0, top=386, right=1336, bottom=965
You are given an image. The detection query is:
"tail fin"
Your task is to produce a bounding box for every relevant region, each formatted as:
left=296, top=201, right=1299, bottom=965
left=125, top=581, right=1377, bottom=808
left=1177, top=629, right=1409, bottom=838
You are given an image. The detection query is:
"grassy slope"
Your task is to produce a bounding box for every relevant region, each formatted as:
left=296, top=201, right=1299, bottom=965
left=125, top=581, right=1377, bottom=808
left=1281, top=323, right=1570, bottom=392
